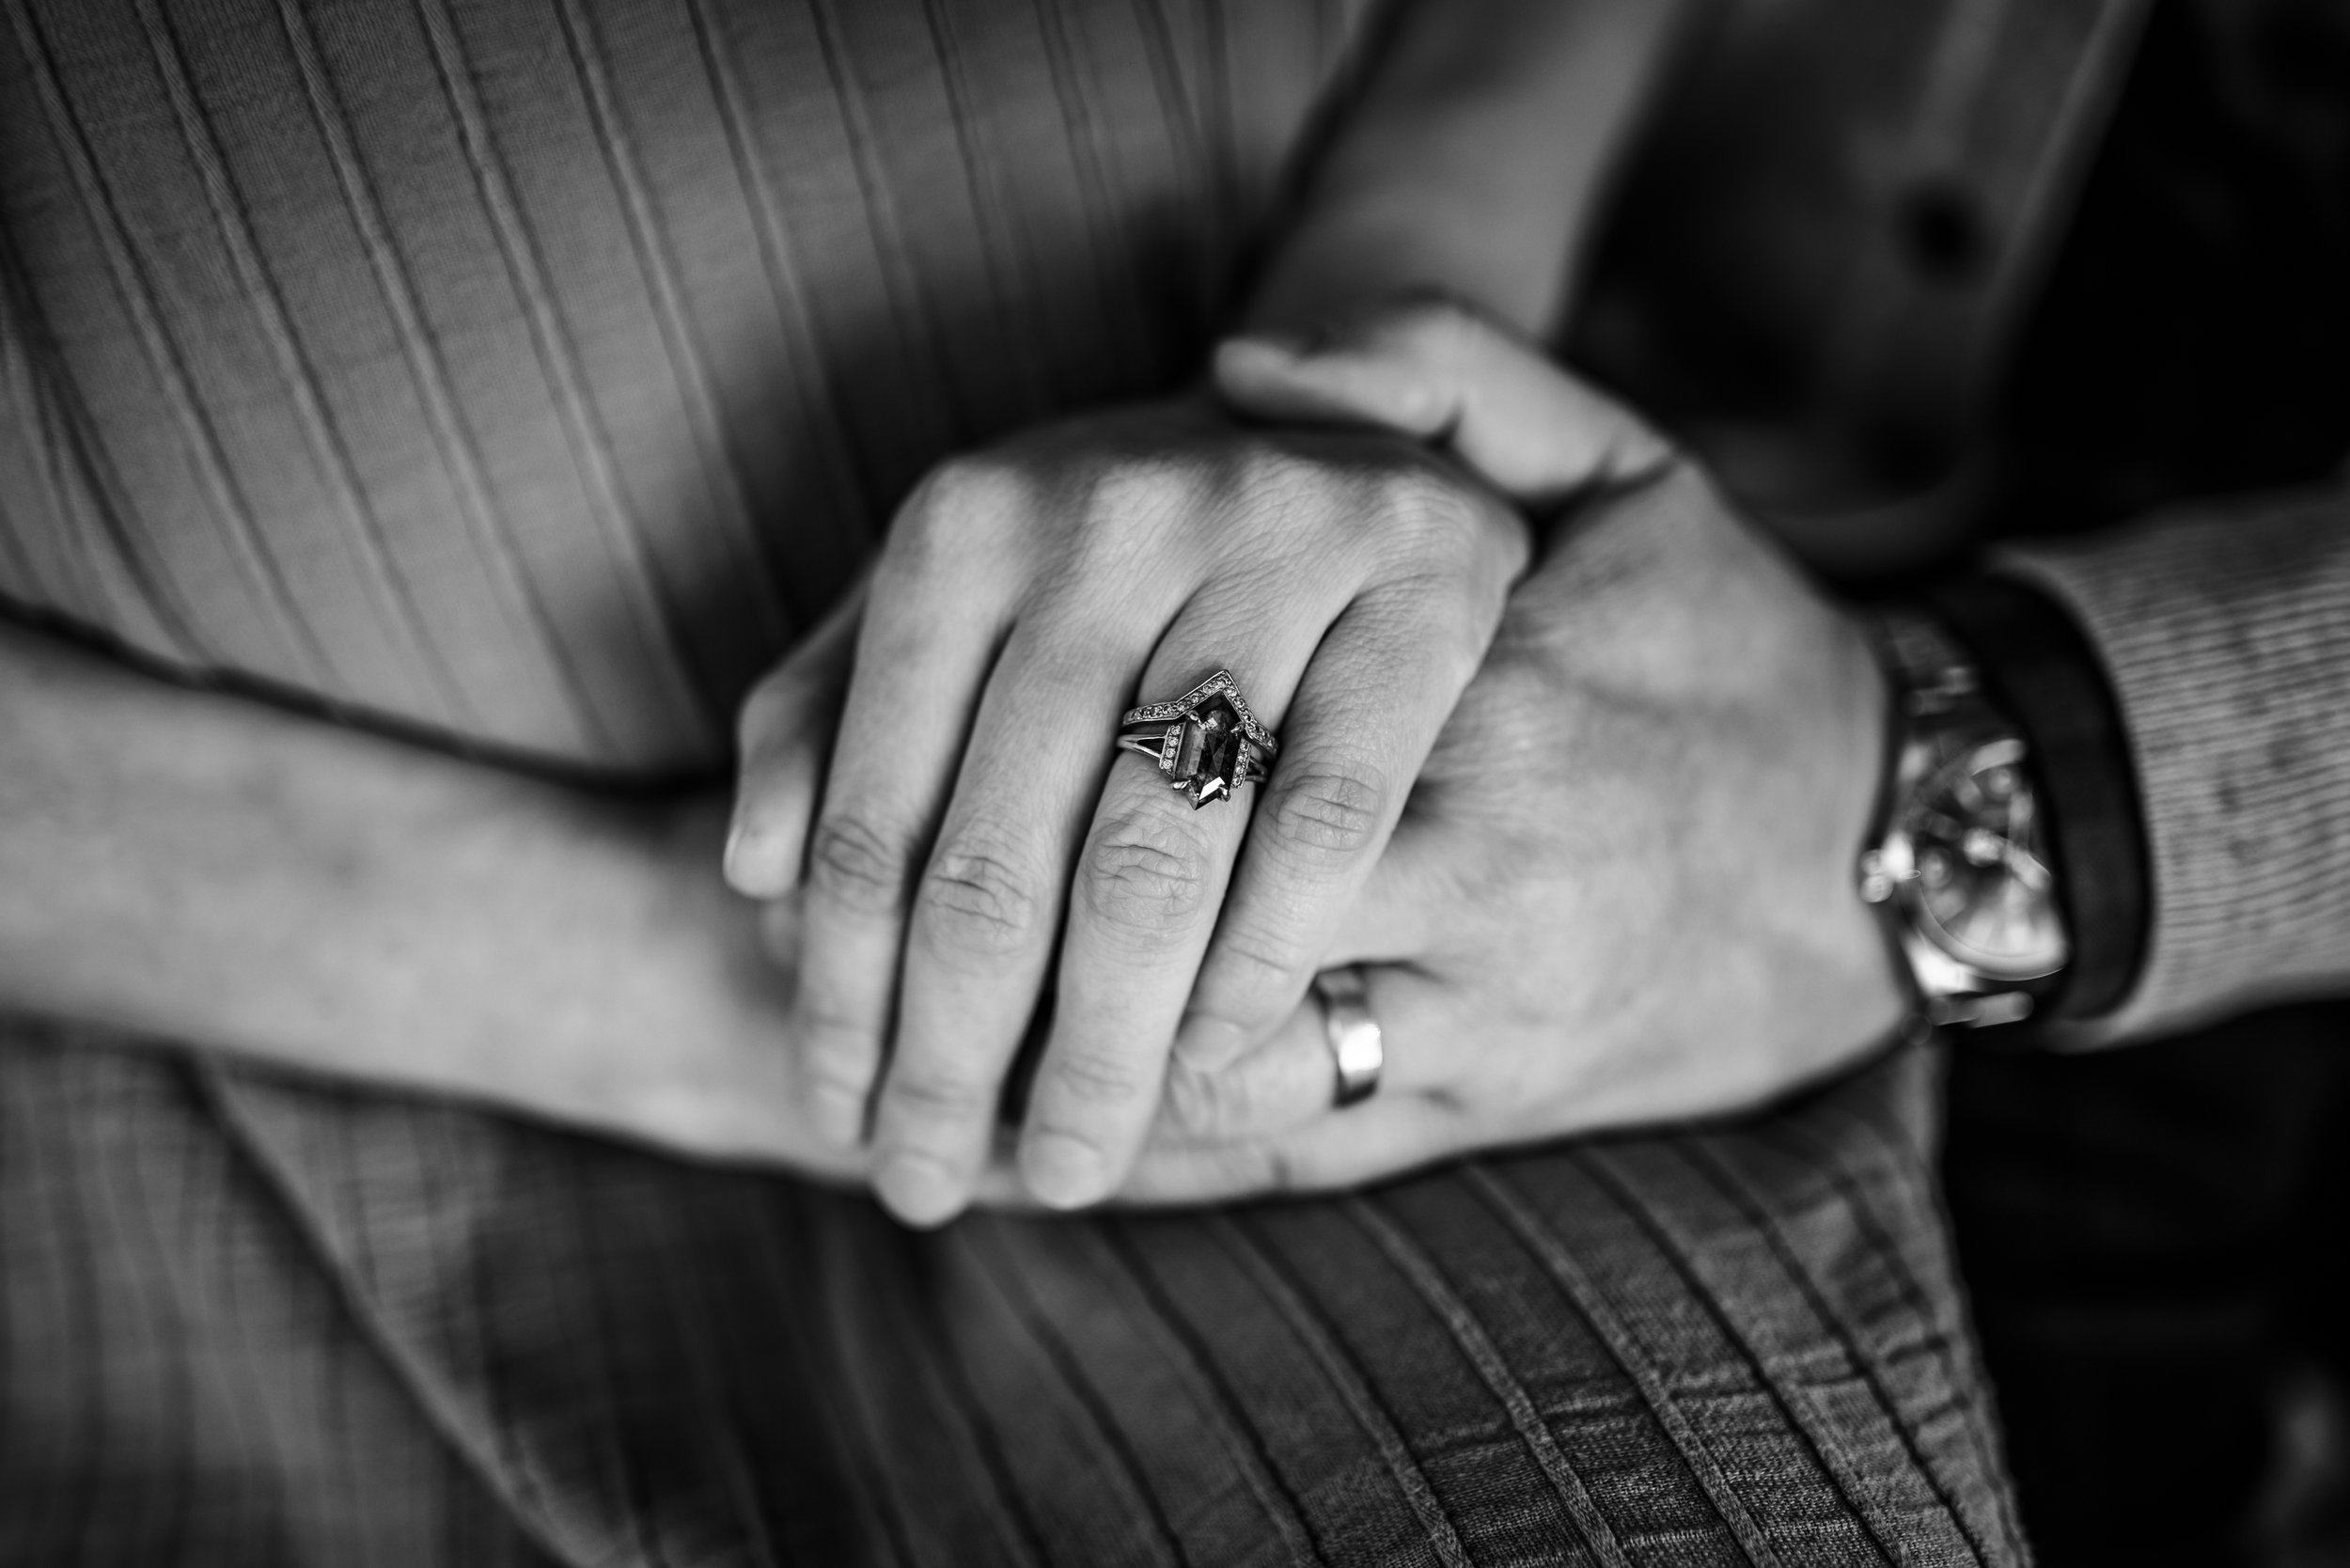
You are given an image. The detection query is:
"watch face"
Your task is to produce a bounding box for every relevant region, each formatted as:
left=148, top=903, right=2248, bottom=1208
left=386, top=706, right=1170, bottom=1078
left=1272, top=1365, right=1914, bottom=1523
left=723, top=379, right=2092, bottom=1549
left=1889, top=734, right=2069, bottom=980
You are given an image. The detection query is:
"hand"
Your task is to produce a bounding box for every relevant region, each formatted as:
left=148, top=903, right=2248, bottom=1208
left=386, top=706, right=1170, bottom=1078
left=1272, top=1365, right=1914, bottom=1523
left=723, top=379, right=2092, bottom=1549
left=479, top=786, right=1042, bottom=1205
left=1122, top=305, right=1906, bottom=1200
left=0, top=611, right=948, bottom=1192
left=724, top=395, right=1529, bottom=1225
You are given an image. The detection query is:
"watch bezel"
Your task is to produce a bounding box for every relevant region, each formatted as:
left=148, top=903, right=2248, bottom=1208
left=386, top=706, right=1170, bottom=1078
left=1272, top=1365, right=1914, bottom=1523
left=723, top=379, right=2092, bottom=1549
left=1878, top=726, right=2069, bottom=984
left=1857, top=607, right=2072, bottom=1026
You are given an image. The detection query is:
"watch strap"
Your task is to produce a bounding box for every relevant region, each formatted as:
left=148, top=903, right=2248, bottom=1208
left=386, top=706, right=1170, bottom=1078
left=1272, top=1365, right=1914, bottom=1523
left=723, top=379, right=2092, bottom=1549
left=1859, top=602, right=2068, bottom=1034
left=1931, top=574, right=2150, bottom=1019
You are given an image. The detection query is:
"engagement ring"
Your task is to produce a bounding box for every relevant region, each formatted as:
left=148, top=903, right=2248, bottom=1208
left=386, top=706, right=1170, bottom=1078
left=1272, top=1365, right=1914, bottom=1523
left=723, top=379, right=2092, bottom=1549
left=1115, top=668, right=1278, bottom=808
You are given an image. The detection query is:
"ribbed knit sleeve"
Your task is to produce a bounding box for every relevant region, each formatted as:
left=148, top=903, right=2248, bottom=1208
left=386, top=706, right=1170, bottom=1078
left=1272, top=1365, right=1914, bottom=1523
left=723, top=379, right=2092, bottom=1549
left=0, top=0, right=1373, bottom=777
left=1996, top=481, right=2350, bottom=1039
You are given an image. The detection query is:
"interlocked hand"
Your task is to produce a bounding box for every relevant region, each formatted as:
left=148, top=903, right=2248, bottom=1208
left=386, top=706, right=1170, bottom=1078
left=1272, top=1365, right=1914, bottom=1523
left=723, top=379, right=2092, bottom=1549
left=1121, top=304, right=1907, bottom=1200
left=725, top=394, right=1528, bottom=1224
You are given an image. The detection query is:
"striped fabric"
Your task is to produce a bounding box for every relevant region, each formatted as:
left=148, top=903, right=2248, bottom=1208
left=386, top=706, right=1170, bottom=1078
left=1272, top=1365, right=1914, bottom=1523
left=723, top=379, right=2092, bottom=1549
left=0, top=1, right=2038, bottom=1560
left=0, top=0, right=1371, bottom=775
left=1, top=1018, right=2027, bottom=1565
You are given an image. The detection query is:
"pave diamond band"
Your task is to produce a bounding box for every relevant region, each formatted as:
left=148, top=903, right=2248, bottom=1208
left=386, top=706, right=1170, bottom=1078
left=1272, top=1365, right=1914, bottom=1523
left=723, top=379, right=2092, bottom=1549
left=1120, top=670, right=1279, bottom=752
left=1115, top=668, right=1278, bottom=808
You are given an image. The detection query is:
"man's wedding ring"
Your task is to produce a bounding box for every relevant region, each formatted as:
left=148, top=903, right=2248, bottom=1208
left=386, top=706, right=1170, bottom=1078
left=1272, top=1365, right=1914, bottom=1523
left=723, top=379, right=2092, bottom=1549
left=1314, top=966, right=1383, bottom=1108
left=1115, top=668, right=1278, bottom=809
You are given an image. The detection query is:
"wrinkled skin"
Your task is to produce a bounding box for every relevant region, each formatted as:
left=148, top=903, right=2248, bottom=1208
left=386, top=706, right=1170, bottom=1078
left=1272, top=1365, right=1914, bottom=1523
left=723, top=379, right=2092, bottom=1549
left=1119, top=306, right=1907, bottom=1200
left=726, top=394, right=1530, bottom=1223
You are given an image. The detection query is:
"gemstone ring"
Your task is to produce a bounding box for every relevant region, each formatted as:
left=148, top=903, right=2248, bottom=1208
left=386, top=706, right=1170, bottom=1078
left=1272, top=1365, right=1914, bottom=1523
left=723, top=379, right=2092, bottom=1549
left=1114, top=668, right=1278, bottom=809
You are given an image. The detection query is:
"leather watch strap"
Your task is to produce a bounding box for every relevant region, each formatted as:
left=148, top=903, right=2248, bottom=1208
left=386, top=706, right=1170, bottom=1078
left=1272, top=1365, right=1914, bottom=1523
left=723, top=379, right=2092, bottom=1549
left=1932, top=575, right=2151, bottom=1019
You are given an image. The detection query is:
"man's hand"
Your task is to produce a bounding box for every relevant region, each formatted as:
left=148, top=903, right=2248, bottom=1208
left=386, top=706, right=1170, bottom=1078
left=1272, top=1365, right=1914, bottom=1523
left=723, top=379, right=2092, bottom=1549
left=1124, top=306, right=1906, bottom=1198
left=724, top=396, right=1528, bottom=1225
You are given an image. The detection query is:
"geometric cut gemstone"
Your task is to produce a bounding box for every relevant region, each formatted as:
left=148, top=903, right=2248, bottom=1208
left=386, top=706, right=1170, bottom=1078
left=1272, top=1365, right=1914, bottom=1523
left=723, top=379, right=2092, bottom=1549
left=1172, top=693, right=1245, bottom=808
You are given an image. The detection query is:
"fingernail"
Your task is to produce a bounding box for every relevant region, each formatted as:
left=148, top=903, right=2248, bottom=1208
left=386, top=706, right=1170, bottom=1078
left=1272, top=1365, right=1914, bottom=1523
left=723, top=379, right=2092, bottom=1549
left=722, top=814, right=753, bottom=885
left=875, top=1152, right=964, bottom=1230
left=1021, top=1130, right=1106, bottom=1211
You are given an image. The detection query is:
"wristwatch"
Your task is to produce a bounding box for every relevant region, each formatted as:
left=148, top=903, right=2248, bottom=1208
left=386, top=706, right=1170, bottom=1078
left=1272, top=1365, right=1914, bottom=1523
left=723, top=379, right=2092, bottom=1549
left=1857, top=607, right=2070, bottom=1030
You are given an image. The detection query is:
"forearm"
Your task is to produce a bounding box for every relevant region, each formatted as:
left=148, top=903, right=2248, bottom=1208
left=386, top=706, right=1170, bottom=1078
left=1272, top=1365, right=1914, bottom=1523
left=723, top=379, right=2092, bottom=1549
left=0, top=621, right=791, bottom=1150
left=1993, top=483, right=2350, bottom=1039
left=1244, top=0, right=1691, bottom=339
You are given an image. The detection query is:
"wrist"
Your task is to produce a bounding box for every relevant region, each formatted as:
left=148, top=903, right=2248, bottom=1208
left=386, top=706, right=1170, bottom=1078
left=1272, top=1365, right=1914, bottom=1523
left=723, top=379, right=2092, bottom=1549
left=1856, top=603, right=2074, bottom=1033
left=1822, top=607, right=1913, bottom=1043
left=522, top=790, right=808, bottom=1159
left=1929, top=575, right=2149, bottom=1020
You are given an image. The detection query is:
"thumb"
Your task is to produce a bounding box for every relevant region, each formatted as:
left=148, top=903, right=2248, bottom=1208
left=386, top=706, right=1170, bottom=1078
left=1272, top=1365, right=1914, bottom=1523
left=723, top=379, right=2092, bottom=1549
left=1214, top=301, right=1672, bottom=509
left=725, top=578, right=865, bottom=897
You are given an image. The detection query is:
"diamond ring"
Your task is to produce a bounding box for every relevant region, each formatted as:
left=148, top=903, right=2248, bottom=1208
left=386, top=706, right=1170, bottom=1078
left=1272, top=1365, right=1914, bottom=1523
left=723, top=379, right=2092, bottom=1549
left=1114, top=668, right=1278, bottom=809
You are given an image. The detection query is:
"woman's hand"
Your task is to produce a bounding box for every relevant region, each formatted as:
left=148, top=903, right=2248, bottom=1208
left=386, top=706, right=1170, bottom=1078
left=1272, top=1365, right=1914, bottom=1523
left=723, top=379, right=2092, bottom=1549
left=724, top=395, right=1528, bottom=1225
left=1119, top=306, right=1906, bottom=1200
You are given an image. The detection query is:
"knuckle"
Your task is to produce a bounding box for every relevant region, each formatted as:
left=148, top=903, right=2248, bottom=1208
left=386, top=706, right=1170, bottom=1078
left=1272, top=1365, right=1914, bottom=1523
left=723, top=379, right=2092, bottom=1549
left=1044, top=1044, right=1150, bottom=1109
left=1232, top=444, right=1317, bottom=501
left=1376, top=467, right=1479, bottom=544
left=1082, top=811, right=1212, bottom=934
left=1207, top=920, right=1308, bottom=993
left=797, top=1001, right=882, bottom=1059
left=1089, top=453, right=1197, bottom=517
left=798, top=1047, right=876, bottom=1109
left=807, top=814, right=915, bottom=914
left=1264, top=762, right=1387, bottom=860
left=885, top=455, right=1030, bottom=577
left=1163, top=1058, right=1250, bottom=1140
left=885, top=1063, right=994, bottom=1124
left=919, top=838, right=1042, bottom=954
left=1063, top=459, right=1200, bottom=573
left=909, top=452, right=1026, bottom=531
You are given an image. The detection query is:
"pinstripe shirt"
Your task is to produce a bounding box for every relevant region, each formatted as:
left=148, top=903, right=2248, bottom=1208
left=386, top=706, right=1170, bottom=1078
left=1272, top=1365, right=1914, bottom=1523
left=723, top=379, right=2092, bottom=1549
left=2, top=0, right=2343, bottom=1035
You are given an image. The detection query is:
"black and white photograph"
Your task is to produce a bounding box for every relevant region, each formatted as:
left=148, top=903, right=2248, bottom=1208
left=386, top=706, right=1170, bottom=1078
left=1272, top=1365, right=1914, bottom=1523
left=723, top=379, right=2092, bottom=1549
left=2, top=0, right=2346, bottom=1561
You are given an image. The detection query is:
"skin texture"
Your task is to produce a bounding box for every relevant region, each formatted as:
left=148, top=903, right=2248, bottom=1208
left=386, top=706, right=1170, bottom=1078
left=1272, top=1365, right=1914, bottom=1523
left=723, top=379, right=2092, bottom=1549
left=0, top=307, right=1894, bottom=1215
left=722, top=304, right=1906, bottom=1215
left=1114, top=306, right=1908, bottom=1200
left=713, top=0, right=1696, bottom=1227
left=0, top=2, right=1691, bottom=1200
left=0, top=620, right=870, bottom=1182
left=726, top=400, right=1528, bottom=1224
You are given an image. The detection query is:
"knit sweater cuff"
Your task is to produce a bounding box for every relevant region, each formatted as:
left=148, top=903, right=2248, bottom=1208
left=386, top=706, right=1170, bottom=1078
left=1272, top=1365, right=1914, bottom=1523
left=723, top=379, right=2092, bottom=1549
left=1994, top=483, right=2350, bottom=1039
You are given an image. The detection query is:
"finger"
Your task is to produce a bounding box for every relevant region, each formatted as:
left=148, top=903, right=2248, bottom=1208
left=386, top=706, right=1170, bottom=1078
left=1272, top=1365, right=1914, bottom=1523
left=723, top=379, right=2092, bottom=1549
left=1156, top=963, right=1455, bottom=1146
left=1157, top=996, right=1331, bottom=1148
left=1124, top=965, right=1479, bottom=1201
left=1019, top=597, right=1339, bottom=1210
left=1214, top=303, right=1673, bottom=505
left=1322, top=814, right=1452, bottom=964
left=1118, top=1091, right=1468, bottom=1205
left=867, top=614, right=1149, bottom=1227
left=726, top=581, right=865, bottom=897
left=789, top=467, right=1024, bottom=1146
left=1169, top=581, right=1496, bottom=1074
left=756, top=889, right=806, bottom=970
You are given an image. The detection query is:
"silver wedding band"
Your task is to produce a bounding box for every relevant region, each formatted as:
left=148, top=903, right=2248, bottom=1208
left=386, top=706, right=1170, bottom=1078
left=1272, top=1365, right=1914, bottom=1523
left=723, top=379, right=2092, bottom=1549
left=1314, top=966, right=1383, bottom=1108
